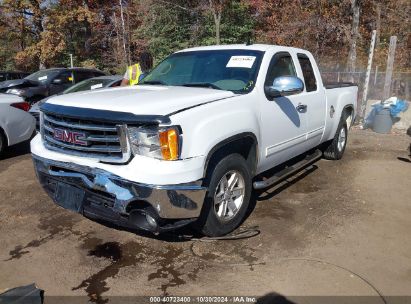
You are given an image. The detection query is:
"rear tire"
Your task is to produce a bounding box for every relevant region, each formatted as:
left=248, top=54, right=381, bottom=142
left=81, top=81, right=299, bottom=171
left=323, top=115, right=348, bottom=160
left=196, top=153, right=252, bottom=237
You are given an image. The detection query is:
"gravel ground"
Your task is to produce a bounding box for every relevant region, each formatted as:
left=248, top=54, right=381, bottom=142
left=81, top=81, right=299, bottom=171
left=0, top=129, right=410, bottom=304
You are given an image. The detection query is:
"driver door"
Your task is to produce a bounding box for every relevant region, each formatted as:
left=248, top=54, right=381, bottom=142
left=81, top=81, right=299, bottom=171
left=259, top=52, right=308, bottom=172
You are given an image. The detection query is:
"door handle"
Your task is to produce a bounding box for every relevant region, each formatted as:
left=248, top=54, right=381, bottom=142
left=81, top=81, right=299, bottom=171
left=296, top=103, right=307, bottom=112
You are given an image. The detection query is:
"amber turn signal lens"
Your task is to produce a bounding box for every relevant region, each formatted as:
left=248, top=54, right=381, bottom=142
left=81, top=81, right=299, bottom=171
left=159, top=128, right=179, bottom=160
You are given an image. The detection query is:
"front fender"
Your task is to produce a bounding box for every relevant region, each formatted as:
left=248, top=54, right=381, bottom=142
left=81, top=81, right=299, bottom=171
left=170, top=96, right=260, bottom=161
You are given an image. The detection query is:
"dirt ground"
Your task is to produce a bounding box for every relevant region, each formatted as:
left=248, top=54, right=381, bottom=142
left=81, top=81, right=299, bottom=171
left=0, top=129, right=410, bottom=304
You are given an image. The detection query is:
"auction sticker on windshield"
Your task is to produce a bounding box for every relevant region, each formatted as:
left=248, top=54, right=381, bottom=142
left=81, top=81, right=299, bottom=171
left=226, top=56, right=256, bottom=68
left=38, top=76, right=48, bottom=81
left=91, top=83, right=103, bottom=90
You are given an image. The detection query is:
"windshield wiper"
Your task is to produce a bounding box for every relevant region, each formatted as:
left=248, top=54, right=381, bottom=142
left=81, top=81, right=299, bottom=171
left=180, top=82, right=222, bottom=90
left=140, top=80, right=167, bottom=85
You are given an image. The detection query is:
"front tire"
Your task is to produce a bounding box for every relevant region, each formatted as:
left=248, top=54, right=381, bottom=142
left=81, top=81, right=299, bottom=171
left=323, top=116, right=348, bottom=160
left=0, top=131, right=5, bottom=156
left=196, top=154, right=252, bottom=237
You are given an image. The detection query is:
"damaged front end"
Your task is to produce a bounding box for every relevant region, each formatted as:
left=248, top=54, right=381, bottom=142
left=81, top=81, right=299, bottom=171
left=32, top=155, right=207, bottom=234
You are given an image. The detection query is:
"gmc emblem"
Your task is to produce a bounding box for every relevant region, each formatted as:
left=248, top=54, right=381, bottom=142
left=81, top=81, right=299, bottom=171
left=53, top=128, right=88, bottom=146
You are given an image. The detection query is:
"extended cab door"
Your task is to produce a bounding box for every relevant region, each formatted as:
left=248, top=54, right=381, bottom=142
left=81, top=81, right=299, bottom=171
left=259, top=52, right=308, bottom=172
left=296, top=53, right=327, bottom=148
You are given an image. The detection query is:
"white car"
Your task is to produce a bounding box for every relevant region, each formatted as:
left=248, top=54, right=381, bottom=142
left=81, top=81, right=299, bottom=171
left=31, top=44, right=357, bottom=236
left=0, top=93, right=36, bottom=155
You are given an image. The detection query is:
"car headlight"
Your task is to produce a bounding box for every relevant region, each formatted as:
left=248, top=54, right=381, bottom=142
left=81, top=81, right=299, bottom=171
left=127, top=126, right=180, bottom=161
left=6, top=88, right=24, bottom=96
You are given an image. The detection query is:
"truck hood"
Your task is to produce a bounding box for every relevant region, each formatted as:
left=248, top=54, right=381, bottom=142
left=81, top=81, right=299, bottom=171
left=0, top=78, right=40, bottom=90
left=46, top=85, right=236, bottom=116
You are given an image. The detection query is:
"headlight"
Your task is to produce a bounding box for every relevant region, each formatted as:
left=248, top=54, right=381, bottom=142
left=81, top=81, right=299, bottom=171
left=128, top=126, right=180, bottom=161
left=6, top=88, right=24, bottom=95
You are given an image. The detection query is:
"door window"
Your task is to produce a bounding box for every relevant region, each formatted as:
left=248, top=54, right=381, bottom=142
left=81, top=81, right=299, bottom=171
left=265, top=52, right=296, bottom=87
left=55, top=71, right=74, bottom=84
left=297, top=54, right=317, bottom=92
left=74, top=71, right=94, bottom=83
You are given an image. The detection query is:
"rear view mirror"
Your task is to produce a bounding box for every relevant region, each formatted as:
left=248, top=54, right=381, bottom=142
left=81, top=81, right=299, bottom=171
left=265, top=76, right=304, bottom=98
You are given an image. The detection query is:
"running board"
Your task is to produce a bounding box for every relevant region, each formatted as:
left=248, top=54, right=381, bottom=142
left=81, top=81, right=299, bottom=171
left=253, top=149, right=323, bottom=190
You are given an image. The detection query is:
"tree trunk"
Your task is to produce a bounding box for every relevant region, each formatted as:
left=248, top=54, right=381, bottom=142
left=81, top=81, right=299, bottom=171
left=214, top=12, right=221, bottom=44
left=375, top=3, right=381, bottom=48
left=209, top=0, right=222, bottom=45
left=119, top=0, right=129, bottom=66
left=83, top=1, right=92, bottom=56
left=347, top=0, right=360, bottom=81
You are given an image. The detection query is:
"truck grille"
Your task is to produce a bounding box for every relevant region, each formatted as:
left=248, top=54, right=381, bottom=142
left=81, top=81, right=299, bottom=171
left=41, top=113, right=130, bottom=163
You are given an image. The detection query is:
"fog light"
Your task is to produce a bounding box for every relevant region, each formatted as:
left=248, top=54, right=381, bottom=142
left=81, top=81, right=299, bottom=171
left=146, top=213, right=157, bottom=228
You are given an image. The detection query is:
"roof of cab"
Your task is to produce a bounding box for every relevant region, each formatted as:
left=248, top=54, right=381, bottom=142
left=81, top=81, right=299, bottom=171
left=177, top=44, right=308, bottom=54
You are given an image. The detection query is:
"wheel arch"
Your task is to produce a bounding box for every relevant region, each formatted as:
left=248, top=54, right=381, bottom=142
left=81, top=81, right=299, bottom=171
left=0, top=126, right=9, bottom=148
left=203, top=132, right=258, bottom=179
left=342, top=104, right=355, bottom=128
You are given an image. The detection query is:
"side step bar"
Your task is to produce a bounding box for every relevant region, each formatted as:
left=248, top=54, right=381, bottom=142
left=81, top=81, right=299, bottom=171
left=253, top=149, right=323, bottom=190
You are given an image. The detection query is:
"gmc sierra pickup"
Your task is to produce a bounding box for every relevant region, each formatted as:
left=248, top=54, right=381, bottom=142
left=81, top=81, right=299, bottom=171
left=31, top=44, right=357, bottom=236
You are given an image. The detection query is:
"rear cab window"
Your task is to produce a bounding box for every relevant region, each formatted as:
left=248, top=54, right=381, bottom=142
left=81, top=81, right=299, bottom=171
left=297, top=53, right=317, bottom=92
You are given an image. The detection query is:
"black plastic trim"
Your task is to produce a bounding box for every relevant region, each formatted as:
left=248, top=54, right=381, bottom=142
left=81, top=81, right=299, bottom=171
left=324, top=82, right=357, bottom=89
left=203, top=132, right=258, bottom=178
left=40, top=103, right=171, bottom=125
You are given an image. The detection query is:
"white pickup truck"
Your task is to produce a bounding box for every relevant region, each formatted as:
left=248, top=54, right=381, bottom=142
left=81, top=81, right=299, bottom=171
left=31, top=44, right=357, bottom=236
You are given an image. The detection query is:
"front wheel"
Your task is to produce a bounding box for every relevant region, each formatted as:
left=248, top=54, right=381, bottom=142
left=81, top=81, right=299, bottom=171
left=196, top=154, right=252, bottom=237
left=0, top=131, right=5, bottom=156
left=323, top=116, right=348, bottom=160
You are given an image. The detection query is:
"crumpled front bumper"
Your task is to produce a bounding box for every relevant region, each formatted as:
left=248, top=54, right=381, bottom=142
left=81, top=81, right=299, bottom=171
left=32, top=155, right=207, bottom=232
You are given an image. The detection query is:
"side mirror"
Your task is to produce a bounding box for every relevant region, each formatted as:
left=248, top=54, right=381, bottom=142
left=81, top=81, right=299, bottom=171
left=52, top=78, right=63, bottom=85
left=265, top=76, right=304, bottom=98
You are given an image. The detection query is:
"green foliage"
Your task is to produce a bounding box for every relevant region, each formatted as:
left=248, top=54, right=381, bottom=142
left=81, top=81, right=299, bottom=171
left=0, top=0, right=409, bottom=73
left=133, top=0, right=196, bottom=62
left=200, top=1, right=255, bottom=45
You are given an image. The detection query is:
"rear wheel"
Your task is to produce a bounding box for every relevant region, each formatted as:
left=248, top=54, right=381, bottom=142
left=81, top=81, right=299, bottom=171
left=323, top=115, right=348, bottom=160
left=196, top=154, right=252, bottom=237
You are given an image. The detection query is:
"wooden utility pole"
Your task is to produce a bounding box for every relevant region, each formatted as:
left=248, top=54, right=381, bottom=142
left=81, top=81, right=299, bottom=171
left=360, top=30, right=377, bottom=120
left=347, top=0, right=360, bottom=82
left=382, top=36, right=397, bottom=100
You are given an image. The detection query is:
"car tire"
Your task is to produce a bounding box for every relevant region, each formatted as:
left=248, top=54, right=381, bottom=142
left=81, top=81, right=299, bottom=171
left=0, top=130, right=5, bottom=156
left=323, top=115, right=348, bottom=160
left=196, top=153, right=252, bottom=237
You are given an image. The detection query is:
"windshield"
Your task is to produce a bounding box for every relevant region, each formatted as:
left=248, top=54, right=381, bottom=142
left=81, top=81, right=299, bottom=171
left=140, top=49, right=264, bottom=94
left=25, top=70, right=60, bottom=83
left=63, top=78, right=114, bottom=94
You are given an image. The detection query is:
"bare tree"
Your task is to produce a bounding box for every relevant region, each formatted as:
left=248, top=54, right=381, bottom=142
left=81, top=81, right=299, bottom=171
left=347, top=0, right=360, bottom=80
left=375, top=2, right=381, bottom=47
left=119, top=0, right=129, bottom=66
left=208, top=0, right=227, bottom=45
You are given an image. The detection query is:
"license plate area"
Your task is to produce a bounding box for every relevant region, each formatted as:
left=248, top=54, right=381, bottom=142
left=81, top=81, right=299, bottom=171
left=54, top=183, right=85, bottom=212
